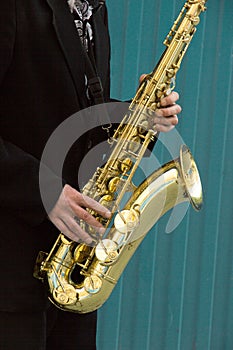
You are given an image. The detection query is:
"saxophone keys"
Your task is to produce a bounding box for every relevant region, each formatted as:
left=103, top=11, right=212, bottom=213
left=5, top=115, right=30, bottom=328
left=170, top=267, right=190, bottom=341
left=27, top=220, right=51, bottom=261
left=191, top=15, right=200, bottom=26
left=99, top=194, right=114, bottom=208
left=181, top=30, right=191, bottom=43
left=52, top=284, right=77, bottom=305
left=108, top=177, right=120, bottom=193
left=84, top=275, right=102, bottom=294
left=73, top=244, right=92, bottom=263
left=156, top=83, right=167, bottom=98
left=138, top=119, right=149, bottom=134
left=114, top=208, right=140, bottom=234
left=119, top=157, right=133, bottom=173
left=95, top=239, right=119, bottom=263
left=200, top=3, right=207, bottom=12
left=127, top=137, right=141, bottom=154
left=166, top=68, right=175, bottom=78
left=165, top=77, right=176, bottom=96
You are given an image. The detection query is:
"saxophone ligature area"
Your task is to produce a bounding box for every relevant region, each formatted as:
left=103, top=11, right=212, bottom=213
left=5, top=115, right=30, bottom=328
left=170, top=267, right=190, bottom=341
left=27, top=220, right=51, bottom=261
left=34, top=0, right=206, bottom=313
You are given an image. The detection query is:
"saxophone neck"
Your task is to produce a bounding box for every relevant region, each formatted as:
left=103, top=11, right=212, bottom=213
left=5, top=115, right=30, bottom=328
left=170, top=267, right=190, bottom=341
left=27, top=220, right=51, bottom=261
left=132, top=0, right=207, bottom=108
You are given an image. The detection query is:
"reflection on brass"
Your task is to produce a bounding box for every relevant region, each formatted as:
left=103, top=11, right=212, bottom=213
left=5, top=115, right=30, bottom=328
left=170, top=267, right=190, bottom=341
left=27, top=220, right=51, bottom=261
left=108, top=177, right=120, bottom=193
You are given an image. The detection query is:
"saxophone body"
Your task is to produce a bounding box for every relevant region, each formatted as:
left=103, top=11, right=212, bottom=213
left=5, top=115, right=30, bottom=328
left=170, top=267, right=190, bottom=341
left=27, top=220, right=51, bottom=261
left=34, top=0, right=206, bottom=313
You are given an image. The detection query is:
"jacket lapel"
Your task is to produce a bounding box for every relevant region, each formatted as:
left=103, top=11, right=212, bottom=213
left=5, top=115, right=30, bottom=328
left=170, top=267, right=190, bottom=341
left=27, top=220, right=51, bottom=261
left=46, top=0, right=87, bottom=107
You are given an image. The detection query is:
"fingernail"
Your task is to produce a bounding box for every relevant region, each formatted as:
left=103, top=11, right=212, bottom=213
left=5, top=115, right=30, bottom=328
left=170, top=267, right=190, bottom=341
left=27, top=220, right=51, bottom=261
left=86, top=237, right=93, bottom=245
left=105, top=210, right=112, bottom=218
left=99, top=227, right=106, bottom=235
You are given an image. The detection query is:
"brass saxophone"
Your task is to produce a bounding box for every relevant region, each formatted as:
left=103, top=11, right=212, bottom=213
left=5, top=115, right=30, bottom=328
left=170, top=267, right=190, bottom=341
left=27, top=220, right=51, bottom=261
left=34, top=0, right=206, bottom=313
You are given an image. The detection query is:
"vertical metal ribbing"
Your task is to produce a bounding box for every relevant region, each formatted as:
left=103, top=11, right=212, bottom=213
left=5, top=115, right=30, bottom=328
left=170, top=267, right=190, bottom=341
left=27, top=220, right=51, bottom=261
left=97, top=0, right=233, bottom=349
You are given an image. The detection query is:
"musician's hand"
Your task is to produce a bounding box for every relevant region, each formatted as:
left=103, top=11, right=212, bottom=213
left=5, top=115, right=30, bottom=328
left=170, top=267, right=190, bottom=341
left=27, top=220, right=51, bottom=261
left=48, top=184, right=111, bottom=244
left=139, top=74, right=182, bottom=132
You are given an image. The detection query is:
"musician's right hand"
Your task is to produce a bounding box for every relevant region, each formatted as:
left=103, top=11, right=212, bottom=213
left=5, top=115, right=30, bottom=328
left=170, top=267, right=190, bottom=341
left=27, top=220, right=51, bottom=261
left=48, top=184, right=111, bottom=244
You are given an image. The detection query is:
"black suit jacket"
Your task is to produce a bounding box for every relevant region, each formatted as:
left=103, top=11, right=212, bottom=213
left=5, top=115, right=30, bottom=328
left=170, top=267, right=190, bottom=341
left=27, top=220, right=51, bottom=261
left=0, top=0, right=111, bottom=311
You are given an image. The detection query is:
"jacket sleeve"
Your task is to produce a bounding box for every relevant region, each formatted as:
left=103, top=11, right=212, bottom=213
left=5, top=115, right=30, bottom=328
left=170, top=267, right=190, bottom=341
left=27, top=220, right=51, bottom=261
left=0, top=1, right=62, bottom=226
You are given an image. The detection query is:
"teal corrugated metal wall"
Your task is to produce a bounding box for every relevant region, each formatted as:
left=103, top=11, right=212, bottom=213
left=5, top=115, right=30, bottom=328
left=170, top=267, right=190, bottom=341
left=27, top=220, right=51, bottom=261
left=97, top=1, right=233, bottom=349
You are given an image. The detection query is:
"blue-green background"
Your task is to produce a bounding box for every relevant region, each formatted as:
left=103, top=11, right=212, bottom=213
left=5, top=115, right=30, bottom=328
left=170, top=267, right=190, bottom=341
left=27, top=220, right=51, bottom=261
left=97, top=1, right=233, bottom=349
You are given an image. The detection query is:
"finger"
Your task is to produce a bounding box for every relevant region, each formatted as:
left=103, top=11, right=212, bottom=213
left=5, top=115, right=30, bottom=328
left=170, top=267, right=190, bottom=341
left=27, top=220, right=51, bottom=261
left=139, top=74, right=147, bottom=83
left=154, top=124, right=176, bottom=133
left=160, top=91, right=179, bottom=106
left=71, top=205, right=106, bottom=234
left=154, top=115, right=178, bottom=126
left=50, top=216, right=91, bottom=244
left=155, top=104, right=181, bottom=118
left=78, top=193, right=112, bottom=218
left=63, top=185, right=111, bottom=218
left=58, top=217, right=93, bottom=244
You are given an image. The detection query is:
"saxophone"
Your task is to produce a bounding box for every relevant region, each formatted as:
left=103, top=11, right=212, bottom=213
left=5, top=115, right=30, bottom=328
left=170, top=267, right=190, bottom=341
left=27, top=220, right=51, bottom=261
left=34, top=0, right=206, bottom=313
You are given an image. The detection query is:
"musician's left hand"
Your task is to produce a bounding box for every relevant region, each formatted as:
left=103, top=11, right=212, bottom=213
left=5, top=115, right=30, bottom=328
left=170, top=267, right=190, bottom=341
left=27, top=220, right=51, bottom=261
left=140, top=75, right=182, bottom=132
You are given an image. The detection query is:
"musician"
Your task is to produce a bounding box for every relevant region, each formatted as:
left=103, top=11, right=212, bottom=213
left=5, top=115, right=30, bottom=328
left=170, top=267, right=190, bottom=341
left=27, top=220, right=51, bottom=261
left=0, top=0, right=181, bottom=349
